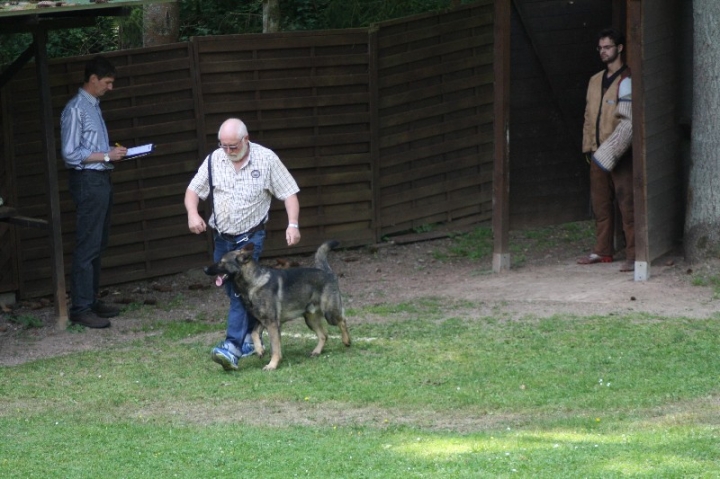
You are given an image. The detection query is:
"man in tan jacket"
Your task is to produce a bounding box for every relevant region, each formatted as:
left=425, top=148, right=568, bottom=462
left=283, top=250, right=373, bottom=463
left=578, top=28, right=635, bottom=273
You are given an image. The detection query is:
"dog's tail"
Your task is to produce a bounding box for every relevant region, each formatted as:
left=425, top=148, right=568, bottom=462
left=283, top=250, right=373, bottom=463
left=314, top=240, right=340, bottom=273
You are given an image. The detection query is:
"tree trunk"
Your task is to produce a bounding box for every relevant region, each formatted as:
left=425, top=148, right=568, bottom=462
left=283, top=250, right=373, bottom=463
left=686, top=0, right=720, bottom=262
left=143, top=1, right=180, bottom=47
left=263, top=0, right=280, bottom=33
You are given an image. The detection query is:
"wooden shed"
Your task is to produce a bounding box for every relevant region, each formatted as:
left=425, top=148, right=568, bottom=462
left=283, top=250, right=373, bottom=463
left=499, top=0, right=690, bottom=282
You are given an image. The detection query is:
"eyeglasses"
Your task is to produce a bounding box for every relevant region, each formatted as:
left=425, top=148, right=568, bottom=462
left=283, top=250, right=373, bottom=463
left=596, top=45, right=617, bottom=52
left=218, top=142, right=240, bottom=151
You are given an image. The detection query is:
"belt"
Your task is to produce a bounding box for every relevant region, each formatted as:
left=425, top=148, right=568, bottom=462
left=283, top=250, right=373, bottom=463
left=216, top=221, right=265, bottom=243
left=70, top=168, right=112, bottom=174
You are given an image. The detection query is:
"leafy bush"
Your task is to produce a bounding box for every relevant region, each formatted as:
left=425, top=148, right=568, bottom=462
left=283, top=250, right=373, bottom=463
left=1, top=0, right=473, bottom=67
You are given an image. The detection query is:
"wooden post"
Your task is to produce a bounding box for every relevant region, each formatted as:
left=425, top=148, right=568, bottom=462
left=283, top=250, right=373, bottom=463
left=33, top=28, right=69, bottom=329
left=492, top=0, right=511, bottom=272
left=368, top=24, right=382, bottom=244
left=627, top=0, right=648, bottom=281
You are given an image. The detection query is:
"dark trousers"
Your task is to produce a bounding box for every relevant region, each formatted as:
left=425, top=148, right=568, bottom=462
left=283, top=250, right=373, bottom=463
left=68, top=170, right=113, bottom=314
left=590, top=153, right=635, bottom=261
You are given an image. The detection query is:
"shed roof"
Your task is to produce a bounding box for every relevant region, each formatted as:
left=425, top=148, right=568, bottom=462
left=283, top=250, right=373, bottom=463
left=0, top=0, right=173, bottom=19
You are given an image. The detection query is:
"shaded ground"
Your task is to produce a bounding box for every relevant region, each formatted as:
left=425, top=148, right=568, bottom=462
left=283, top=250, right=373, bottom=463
left=1, top=222, right=718, bottom=367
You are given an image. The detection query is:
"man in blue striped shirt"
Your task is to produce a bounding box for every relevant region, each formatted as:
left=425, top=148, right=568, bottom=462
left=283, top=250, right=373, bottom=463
left=60, top=56, right=128, bottom=328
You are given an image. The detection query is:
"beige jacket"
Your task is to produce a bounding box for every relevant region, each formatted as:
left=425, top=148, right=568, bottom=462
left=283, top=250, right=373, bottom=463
left=582, top=66, right=631, bottom=154
left=593, top=76, right=632, bottom=171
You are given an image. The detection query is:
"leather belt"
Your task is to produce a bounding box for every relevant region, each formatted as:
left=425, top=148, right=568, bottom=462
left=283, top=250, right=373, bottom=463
left=216, top=221, right=265, bottom=243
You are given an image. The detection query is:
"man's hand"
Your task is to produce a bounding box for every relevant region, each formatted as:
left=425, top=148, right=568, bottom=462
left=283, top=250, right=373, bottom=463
left=188, top=212, right=207, bottom=234
left=109, top=146, right=127, bottom=161
left=286, top=225, right=301, bottom=246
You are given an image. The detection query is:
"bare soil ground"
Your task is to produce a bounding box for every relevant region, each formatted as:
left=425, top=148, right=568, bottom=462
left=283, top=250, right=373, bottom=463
left=1, top=223, right=718, bottom=367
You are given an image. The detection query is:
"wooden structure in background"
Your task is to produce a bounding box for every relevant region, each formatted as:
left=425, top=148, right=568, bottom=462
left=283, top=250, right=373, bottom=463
left=0, top=0, right=174, bottom=327
left=627, top=0, right=686, bottom=280
left=1, top=2, right=497, bottom=302
left=508, top=0, right=613, bottom=228
left=1, top=0, right=693, bottom=306
left=492, top=0, right=510, bottom=272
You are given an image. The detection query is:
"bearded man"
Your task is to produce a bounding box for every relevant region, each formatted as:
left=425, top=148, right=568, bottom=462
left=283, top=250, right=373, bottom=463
left=578, top=28, right=635, bottom=273
left=185, top=118, right=301, bottom=370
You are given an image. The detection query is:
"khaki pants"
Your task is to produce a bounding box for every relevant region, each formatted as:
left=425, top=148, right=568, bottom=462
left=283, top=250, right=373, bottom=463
left=590, top=153, right=634, bottom=261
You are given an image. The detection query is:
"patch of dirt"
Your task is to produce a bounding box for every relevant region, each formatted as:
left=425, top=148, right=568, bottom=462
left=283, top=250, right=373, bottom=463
left=1, top=223, right=718, bottom=367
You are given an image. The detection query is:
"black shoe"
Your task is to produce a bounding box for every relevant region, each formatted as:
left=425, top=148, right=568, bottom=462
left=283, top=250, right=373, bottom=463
left=70, top=311, right=111, bottom=328
left=91, top=300, right=120, bottom=318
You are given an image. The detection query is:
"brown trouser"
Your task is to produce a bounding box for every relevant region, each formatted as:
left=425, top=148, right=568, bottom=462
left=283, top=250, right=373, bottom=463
left=590, top=152, right=634, bottom=261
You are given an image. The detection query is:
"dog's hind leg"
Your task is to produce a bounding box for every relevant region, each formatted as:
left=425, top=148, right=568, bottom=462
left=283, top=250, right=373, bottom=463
left=322, top=292, right=351, bottom=348
left=304, top=312, right=328, bottom=357
left=326, top=310, right=351, bottom=348
left=251, top=323, right=265, bottom=358
left=263, top=321, right=283, bottom=371
left=338, top=318, right=351, bottom=347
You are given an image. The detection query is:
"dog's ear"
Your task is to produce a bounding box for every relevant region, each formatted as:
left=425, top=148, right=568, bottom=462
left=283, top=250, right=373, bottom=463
left=234, top=248, right=254, bottom=265
left=243, top=242, right=255, bottom=252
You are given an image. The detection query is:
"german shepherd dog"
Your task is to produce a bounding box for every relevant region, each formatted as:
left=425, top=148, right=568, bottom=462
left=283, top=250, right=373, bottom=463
left=204, top=240, right=351, bottom=370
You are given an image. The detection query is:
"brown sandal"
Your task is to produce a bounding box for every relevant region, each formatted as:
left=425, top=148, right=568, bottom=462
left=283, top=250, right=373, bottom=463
left=577, top=253, right=613, bottom=265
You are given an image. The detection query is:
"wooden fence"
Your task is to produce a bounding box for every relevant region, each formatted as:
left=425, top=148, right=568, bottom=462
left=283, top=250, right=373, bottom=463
left=0, top=1, right=495, bottom=298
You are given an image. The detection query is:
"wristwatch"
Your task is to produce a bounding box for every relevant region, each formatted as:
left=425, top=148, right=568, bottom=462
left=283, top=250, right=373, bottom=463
left=103, top=153, right=110, bottom=163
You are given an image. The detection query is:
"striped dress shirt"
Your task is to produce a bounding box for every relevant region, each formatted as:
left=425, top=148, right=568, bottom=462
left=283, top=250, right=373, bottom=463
left=60, top=88, right=112, bottom=171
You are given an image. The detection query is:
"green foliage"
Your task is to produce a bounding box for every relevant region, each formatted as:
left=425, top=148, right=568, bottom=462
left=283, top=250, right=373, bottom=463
left=179, top=0, right=264, bottom=39
left=0, top=34, right=32, bottom=68
left=116, top=7, right=145, bottom=50
left=46, top=17, right=120, bottom=58
left=1, top=0, right=471, bottom=67
left=282, top=0, right=331, bottom=30
left=319, top=0, right=464, bottom=29
left=1, top=17, right=118, bottom=67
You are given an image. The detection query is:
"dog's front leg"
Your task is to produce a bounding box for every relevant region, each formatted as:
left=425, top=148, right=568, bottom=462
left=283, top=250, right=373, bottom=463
left=251, top=323, right=265, bottom=358
left=263, top=321, right=282, bottom=371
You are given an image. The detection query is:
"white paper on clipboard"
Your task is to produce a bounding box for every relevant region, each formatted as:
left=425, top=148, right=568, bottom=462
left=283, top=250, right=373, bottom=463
left=125, top=143, right=154, bottom=159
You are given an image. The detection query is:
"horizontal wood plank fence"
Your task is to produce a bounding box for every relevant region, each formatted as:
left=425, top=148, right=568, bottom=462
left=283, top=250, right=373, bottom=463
left=0, top=1, right=495, bottom=298
left=374, top=4, right=496, bottom=236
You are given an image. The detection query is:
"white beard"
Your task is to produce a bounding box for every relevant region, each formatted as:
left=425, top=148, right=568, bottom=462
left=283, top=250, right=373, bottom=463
left=227, top=142, right=249, bottom=163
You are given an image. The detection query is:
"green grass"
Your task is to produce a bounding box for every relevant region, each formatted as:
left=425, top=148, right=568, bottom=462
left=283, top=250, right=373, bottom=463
left=436, top=221, right=595, bottom=266
left=2, top=300, right=720, bottom=477
left=7, top=313, right=43, bottom=329
left=440, top=226, right=493, bottom=260
left=691, top=273, right=720, bottom=299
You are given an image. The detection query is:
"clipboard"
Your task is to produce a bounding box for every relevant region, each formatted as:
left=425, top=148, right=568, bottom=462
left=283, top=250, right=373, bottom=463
left=123, top=143, right=155, bottom=160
